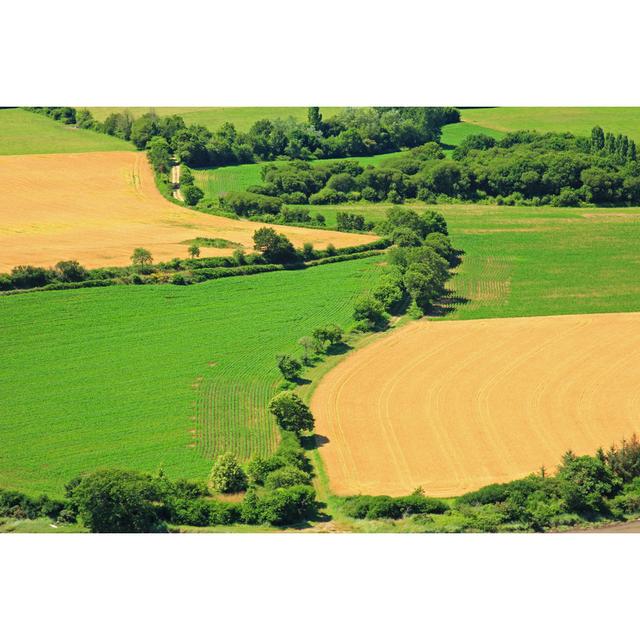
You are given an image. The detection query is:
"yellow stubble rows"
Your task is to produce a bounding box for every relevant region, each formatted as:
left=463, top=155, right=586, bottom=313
left=311, top=313, right=640, bottom=497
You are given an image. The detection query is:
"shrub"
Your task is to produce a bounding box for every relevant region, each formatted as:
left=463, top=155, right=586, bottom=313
left=55, top=260, right=89, bottom=283
left=268, top=392, right=315, bottom=434
left=210, top=452, right=248, bottom=494
left=10, top=265, right=54, bottom=289
left=557, top=452, right=621, bottom=515
left=221, top=191, right=283, bottom=216
left=302, top=242, right=316, bottom=261
left=258, top=485, right=317, bottom=526
left=371, top=275, right=405, bottom=312
left=246, top=455, right=282, bottom=485
left=180, top=165, right=195, bottom=186
left=326, top=172, right=357, bottom=193
left=309, top=187, right=347, bottom=205
left=171, top=498, right=212, bottom=527
left=264, top=466, right=311, bottom=490
left=336, top=212, right=367, bottom=231
left=604, top=434, right=640, bottom=482
left=457, top=483, right=511, bottom=506
left=342, top=492, right=448, bottom=520
left=353, top=295, right=389, bottom=331
left=183, top=184, right=204, bottom=206
left=208, top=501, right=241, bottom=526
left=281, top=206, right=312, bottom=224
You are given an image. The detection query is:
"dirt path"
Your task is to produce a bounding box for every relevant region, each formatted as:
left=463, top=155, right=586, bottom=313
left=171, top=162, right=183, bottom=201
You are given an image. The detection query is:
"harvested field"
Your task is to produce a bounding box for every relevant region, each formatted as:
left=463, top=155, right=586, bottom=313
left=311, top=313, right=640, bottom=497
left=0, top=151, right=376, bottom=271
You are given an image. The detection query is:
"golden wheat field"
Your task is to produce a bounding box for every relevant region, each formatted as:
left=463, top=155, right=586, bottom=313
left=311, top=313, right=640, bottom=497
left=0, top=151, right=375, bottom=271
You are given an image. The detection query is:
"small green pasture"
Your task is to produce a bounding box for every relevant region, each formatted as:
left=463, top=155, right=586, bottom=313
left=460, top=107, right=640, bottom=142
left=0, top=257, right=382, bottom=497
left=0, top=108, right=133, bottom=155
left=440, top=120, right=505, bottom=152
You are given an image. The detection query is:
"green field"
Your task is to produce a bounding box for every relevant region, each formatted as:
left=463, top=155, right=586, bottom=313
left=440, top=120, right=504, bottom=150
left=84, top=106, right=345, bottom=132
left=305, top=201, right=640, bottom=319
left=0, top=257, right=382, bottom=497
left=461, top=107, right=640, bottom=142
left=442, top=205, right=640, bottom=319
left=0, top=108, right=133, bottom=155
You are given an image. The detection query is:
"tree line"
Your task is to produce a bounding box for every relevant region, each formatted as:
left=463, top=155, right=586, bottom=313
left=26, top=106, right=460, bottom=169
left=217, top=127, right=640, bottom=209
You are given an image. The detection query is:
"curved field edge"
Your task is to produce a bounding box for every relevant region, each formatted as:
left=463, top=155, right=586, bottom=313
left=310, top=313, right=640, bottom=498
left=0, top=255, right=384, bottom=497
left=0, top=151, right=377, bottom=271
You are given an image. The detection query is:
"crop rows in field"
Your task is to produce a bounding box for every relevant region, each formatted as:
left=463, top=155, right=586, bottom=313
left=0, top=256, right=384, bottom=496
left=443, top=254, right=513, bottom=315
left=192, top=258, right=383, bottom=461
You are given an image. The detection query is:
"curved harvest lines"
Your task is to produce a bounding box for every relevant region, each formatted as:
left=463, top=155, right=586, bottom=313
left=311, top=312, right=640, bottom=497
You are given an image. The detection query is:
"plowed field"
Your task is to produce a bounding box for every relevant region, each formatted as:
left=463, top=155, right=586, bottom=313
left=0, top=151, right=375, bottom=270
left=311, top=313, right=640, bottom=497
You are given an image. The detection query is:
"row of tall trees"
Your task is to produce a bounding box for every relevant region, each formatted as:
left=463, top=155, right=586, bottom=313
left=27, top=106, right=460, bottom=170
left=238, top=129, right=640, bottom=208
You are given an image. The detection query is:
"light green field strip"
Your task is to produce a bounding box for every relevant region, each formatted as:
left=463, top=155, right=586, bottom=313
left=0, top=108, right=133, bottom=155
left=460, top=107, right=640, bottom=142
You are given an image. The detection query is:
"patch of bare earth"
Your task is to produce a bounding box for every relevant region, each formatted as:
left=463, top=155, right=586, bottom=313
left=311, top=312, right=640, bottom=497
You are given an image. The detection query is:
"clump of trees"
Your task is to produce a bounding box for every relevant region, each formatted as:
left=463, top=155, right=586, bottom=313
left=346, top=206, right=456, bottom=328
left=228, top=126, right=640, bottom=208
left=252, top=227, right=299, bottom=264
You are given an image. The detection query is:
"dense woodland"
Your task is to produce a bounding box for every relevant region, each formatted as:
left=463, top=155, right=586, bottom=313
left=226, top=128, right=640, bottom=210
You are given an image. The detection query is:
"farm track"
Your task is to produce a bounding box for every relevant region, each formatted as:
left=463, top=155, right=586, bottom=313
left=311, top=312, right=640, bottom=497
left=171, top=163, right=184, bottom=201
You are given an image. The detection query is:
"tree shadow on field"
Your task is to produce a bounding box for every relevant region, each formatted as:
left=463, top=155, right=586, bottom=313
left=427, top=293, right=470, bottom=318
left=300, top=434, right=330, bottom=451
left=325, top=342, right=352, bottom=357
